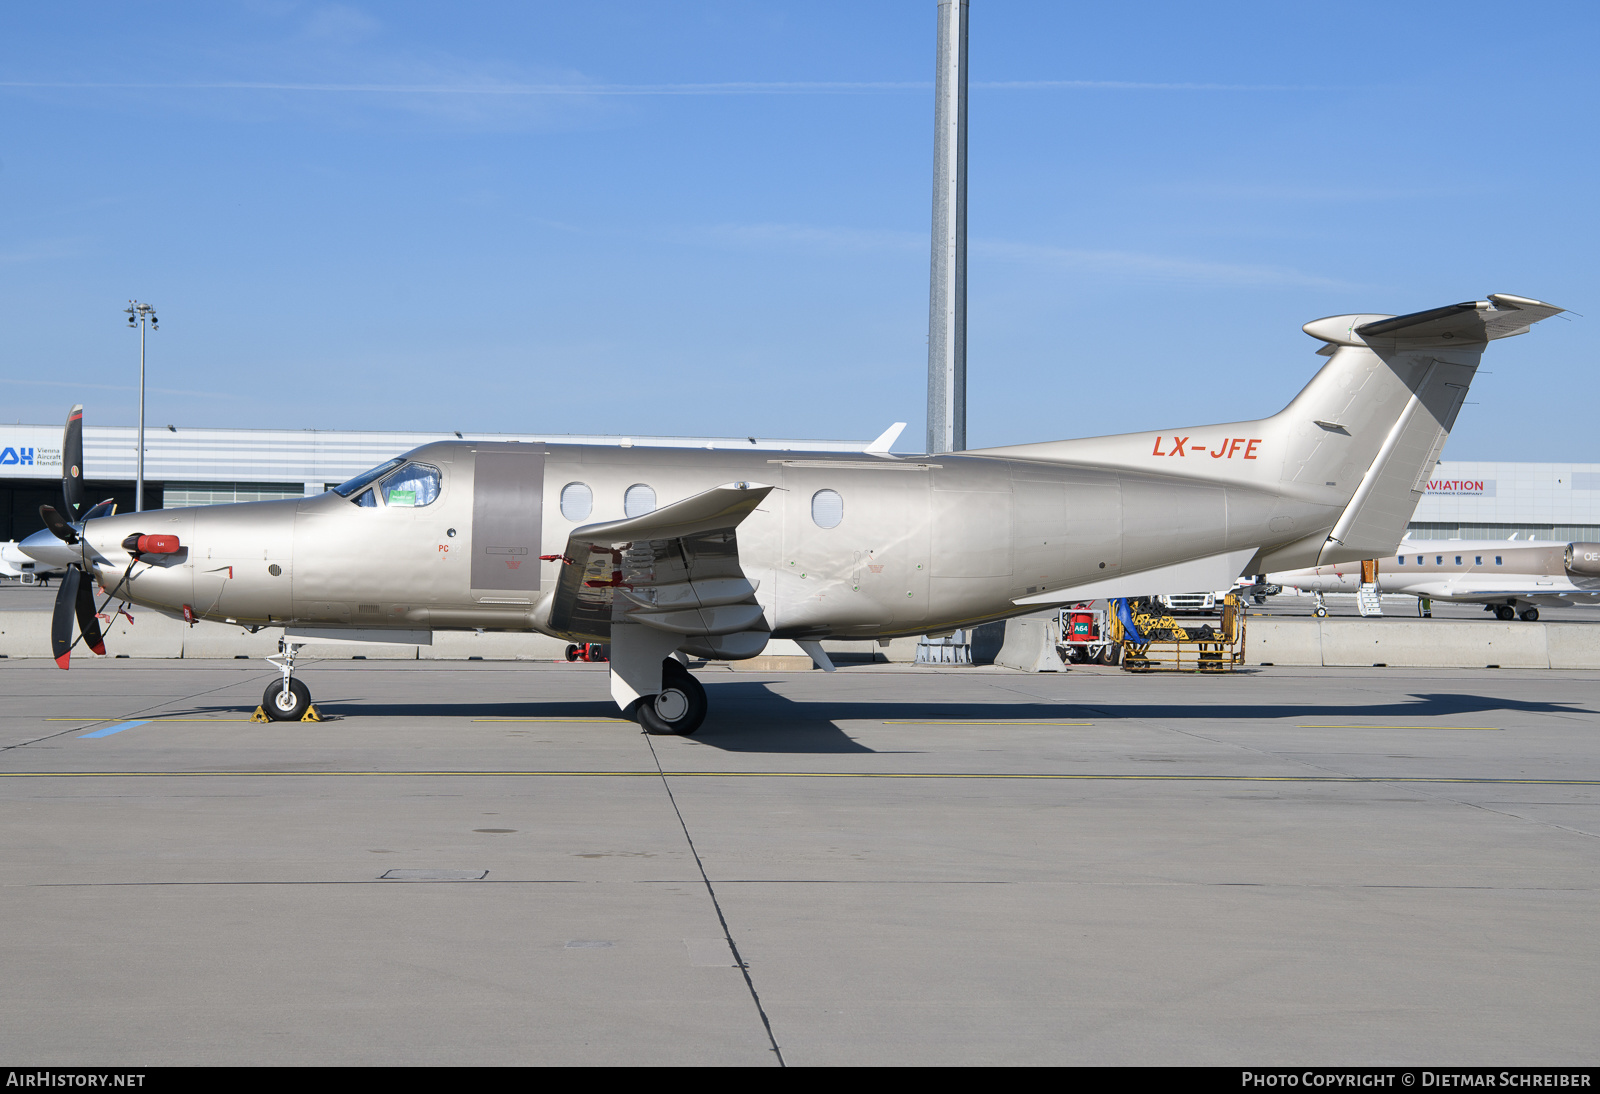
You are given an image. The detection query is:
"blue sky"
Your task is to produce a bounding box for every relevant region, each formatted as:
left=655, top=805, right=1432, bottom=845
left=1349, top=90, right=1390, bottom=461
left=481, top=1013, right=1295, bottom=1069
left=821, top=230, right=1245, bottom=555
left=2, top=1, right=1596, bottom=459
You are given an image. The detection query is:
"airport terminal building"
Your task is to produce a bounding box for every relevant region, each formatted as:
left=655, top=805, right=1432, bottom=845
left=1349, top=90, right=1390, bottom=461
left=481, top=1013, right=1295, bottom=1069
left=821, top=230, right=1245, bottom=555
left=1, top=422, right=1595, bottom=544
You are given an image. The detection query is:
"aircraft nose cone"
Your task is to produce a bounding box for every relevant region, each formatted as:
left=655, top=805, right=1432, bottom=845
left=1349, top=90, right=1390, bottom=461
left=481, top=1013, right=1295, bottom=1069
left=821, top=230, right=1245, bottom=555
left=18, top=528, right=80, bottom=570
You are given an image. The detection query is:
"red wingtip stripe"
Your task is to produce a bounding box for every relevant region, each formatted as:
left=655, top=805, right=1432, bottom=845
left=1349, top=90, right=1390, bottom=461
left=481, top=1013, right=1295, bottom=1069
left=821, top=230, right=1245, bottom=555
left=89, top=641, right=106, bottom=656
left=55, top=653, right=71, bottom=670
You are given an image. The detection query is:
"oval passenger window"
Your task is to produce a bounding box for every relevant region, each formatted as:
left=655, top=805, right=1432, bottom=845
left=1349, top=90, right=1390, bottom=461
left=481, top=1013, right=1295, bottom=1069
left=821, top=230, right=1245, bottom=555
left=560, top=482, right=593, bottom=522
left=811, top=488, right=843, bottom=529
left=624, top=484, right=656, bottom=518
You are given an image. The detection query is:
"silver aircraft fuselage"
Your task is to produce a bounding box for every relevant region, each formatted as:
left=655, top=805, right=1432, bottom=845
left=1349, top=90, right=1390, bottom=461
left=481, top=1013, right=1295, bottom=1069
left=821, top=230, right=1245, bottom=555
left=64, top=440, right=1332, bottom=643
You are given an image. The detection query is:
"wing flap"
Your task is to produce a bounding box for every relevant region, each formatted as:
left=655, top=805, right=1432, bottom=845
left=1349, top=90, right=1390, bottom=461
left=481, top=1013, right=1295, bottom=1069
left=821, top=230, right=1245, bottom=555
left=547, top=482, right=773, bottom=642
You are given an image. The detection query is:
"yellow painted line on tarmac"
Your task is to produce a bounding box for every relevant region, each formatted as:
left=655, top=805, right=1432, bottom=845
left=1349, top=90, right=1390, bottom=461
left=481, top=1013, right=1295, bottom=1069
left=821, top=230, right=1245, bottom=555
left=1295, top=725, right=1502, bottom=731
left=0, top=771, right=1593, bottom=786
left=882, top=720, right=1093, bottom=726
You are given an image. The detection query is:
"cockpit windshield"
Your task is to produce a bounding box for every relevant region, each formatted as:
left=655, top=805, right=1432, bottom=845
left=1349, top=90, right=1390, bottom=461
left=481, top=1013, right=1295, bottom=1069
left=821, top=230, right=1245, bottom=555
left=381, top=463, right=441, bottom=508
left=333, top=457, right=405, bottom=498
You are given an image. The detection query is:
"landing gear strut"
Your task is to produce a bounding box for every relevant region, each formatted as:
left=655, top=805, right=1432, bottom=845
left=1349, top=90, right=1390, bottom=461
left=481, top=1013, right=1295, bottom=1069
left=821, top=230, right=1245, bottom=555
left=1313, top=592, right=1328, bottom=618
left=607, top=623, right=706, bottom=736
left=262, top=639, right=315, bottom=721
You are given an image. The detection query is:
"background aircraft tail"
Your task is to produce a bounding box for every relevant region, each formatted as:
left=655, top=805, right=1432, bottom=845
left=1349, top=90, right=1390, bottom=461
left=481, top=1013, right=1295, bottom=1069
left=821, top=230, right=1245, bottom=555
left=974, top=293, right=1564, bottom=568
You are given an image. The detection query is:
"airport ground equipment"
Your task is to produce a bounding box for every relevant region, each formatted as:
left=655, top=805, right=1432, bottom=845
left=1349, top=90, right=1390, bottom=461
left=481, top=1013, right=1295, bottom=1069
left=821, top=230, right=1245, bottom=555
left=20, top=294, right=1564, bottom=731
left=1056, top=604, right=1114, bottom=664
left=1110, top=594, right=1247, bottom=673
left=564, top=642, right=609, bottom=663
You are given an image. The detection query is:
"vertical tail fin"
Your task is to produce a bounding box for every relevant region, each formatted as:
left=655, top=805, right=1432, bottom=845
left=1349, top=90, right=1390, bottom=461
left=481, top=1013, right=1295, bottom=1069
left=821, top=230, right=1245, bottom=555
left=1294, top=294, right=1562, bottom=561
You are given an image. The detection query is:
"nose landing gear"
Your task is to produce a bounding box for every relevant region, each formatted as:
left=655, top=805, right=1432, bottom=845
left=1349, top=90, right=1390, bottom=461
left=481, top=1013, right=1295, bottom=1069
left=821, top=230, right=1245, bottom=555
left=254, top=639, right=322, bottom=722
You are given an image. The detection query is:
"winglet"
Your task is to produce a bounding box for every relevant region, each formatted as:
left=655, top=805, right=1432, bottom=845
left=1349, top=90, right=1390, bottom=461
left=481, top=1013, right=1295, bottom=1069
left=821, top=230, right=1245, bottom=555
left=865, top=422, right=906, bottom=457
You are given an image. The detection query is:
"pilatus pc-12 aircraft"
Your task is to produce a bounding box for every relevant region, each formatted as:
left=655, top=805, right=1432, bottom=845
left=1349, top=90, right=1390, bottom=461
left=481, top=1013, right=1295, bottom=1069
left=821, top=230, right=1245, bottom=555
left=22, top=293, right=1563, bottom=733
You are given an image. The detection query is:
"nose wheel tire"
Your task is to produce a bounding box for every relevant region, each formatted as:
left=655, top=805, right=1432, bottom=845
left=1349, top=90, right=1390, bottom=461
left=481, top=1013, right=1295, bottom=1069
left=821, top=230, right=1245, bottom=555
left=1313, top=606, right=1328, bottom=618
left=637, top=660, right=707, bottom=736
left=263, top=678, right=312, bottom=722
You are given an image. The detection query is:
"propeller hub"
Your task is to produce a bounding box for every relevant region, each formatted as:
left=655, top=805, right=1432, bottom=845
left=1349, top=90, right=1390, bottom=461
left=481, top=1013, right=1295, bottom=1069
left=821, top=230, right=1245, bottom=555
left=17, top=528, right=82, bottom=571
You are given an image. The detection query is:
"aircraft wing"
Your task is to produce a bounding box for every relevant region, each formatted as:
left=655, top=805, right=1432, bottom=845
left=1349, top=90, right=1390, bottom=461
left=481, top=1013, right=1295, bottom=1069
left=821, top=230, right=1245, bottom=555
left=546, top=482, right=773, bottom=642
left=1425, top=589, right=1600, bottom=608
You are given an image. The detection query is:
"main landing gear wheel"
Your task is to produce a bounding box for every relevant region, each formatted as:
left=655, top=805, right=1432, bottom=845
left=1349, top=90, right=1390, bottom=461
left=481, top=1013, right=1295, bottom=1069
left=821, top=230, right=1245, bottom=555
left=263, top=678, right=312, bottom=722
left=637, top=659, right=707, bottom=736
left=1495, top=605, right=1517, bottom=622
left=1520, top=608, right=1540, bottom=622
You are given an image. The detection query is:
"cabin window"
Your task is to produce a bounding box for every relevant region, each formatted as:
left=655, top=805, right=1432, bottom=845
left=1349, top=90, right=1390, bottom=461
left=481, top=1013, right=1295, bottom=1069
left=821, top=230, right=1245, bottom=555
left=1416, top=556, right=1423, bottom=564
left=1436, top=556, right=1443, bottom=565
left=334, top=457, right=405, bottom=498
left=381, top=463, right=441, bottom=508
left=1397, top=556, right=1405, bottom=565
left=624, top=483, right=657, bottom=519
left=811, top=489, right=844, bottom=529
left=1476, top=556, right=1482, bottom=565
left=560, top=482, right=593, bottom=522
left=1496, top=556, right=1503, bottom=565
left=1455, top=556, right=1462, bottom=565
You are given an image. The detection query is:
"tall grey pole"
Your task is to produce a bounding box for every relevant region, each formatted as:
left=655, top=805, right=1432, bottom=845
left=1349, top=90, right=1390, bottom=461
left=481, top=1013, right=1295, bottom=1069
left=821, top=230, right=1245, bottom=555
left=125, top=301, right=158, bottom=512
left=137, top=317, right=146, bottom=513
left=926, top=0, right=968, bottom=455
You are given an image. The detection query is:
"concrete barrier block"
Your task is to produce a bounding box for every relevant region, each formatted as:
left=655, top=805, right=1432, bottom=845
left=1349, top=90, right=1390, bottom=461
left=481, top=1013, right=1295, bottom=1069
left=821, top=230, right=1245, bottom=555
left=99, top=609, right=187, bottom=659
left=995, top=618, right=1066, bottom=672
left=728, top=638, right=813, bottom=672
left=422, top=630, right=568, bottom=661
left=1545, top=624, right=1600, bottom=669
left=182, top=624, right=286, bottom=659
left=301, top=641, right=419, bottom=661
left=1319, top=620, right=1548, bottom=668
left=1250, top=619, right=1322, bottom=665
left=0, top=610, right=53, bottom=659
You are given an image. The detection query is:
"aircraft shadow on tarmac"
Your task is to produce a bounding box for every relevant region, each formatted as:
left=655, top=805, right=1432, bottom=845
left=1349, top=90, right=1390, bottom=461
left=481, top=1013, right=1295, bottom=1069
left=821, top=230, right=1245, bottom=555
left=176, top=687, right=1597, bottom=756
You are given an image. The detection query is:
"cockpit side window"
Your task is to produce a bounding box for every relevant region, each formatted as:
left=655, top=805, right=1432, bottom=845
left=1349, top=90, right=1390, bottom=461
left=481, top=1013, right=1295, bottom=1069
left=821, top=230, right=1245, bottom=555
left=381, top=463, right=442, bottom=508
left=354, top=488, right=378, bottom=508
left=335, top=457, right=405, bottom=499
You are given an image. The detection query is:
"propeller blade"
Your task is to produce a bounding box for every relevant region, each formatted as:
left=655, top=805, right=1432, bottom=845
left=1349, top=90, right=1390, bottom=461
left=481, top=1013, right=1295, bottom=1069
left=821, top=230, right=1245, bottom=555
left=52, top=568, right=81, bottom=670
left=74, top=572, right=106, bottom=657
left=82, top=498, right=116, bottom=521
left=62, top=404, right=84, bottom=519
left=38, top=505, right=79, bottom=546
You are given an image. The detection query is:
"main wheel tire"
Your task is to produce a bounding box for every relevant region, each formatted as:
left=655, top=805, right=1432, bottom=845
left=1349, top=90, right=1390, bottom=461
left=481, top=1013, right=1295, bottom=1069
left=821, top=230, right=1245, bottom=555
left=263, top=678, right=311, bottom=722
left=1521, top=608, right=1540, bottom=622
left=639, top=660, right=707, bottom=736
left=1496, top=605, right=1517, bottom=621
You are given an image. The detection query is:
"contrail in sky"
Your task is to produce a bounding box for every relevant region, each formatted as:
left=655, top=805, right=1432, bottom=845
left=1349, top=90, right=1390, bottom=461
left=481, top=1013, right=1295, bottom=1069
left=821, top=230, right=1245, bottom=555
left=0, top=79, right=1327, bottom=95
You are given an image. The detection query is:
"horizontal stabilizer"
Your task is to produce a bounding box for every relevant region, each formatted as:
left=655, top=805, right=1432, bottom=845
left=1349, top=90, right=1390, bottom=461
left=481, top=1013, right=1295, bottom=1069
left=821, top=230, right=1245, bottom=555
left=1013, top=548, right=1257, bottom=606
left=1304, top=294, right=1564, bottom=348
